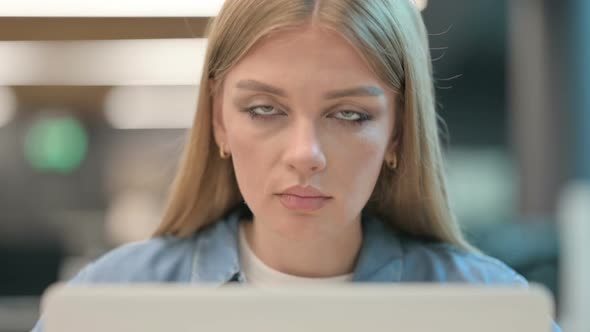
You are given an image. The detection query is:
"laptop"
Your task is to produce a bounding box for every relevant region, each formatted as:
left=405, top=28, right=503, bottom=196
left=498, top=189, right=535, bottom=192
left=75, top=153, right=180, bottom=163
left=41, top=283, right=555, bottom=332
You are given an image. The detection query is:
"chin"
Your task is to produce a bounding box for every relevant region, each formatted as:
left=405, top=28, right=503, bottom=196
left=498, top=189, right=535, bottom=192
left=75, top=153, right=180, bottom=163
left=274, top=205, right=338, bottom=235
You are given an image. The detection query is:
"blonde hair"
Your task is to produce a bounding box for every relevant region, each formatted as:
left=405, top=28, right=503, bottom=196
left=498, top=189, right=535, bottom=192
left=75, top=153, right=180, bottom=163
left=154, top=0, right=472, bottom=250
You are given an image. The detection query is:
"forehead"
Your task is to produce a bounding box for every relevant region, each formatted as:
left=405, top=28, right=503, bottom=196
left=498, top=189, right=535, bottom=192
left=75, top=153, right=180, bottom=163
left=225, top=25, right=383, bottom=89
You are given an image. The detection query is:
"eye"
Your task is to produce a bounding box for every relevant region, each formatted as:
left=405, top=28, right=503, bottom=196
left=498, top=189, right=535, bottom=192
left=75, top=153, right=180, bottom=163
left=245, top=105, right=283, bottom=119
left=332, top=110, right=372, bottom=124
left=251, top=105, right=279, bottom=115
left=334, top=111, right=362, bottom=121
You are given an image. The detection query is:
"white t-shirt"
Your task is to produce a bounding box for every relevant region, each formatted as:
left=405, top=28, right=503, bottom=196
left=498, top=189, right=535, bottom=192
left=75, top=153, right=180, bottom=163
left=238, top=223, right=354, bottom=286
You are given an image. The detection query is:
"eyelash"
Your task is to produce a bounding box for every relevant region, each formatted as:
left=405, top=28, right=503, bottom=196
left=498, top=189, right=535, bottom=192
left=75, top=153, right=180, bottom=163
left=242, top=105, right=373, bottom=126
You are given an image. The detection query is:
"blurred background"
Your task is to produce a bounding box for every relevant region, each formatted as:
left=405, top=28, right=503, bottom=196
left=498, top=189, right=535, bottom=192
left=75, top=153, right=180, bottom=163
left=0, top=0, right=588, bottom=331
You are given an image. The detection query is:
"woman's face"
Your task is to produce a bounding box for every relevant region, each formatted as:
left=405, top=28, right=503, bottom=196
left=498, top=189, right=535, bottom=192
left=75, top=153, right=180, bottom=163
left=213, top=25, right=398, bottom=239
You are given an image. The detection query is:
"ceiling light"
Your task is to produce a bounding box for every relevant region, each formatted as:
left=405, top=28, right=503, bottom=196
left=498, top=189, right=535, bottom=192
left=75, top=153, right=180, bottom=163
left=414, top=0, right=428, bottom=11
left=0, top=0, right=225, bottom=17
left=105, top=86, right=198, bottom=129
left=0, top=39, right=206, bottom=86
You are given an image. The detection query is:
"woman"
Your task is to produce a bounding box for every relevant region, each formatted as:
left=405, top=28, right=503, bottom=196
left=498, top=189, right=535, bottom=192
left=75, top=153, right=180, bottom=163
left=34, top=0, right=560, bottom=330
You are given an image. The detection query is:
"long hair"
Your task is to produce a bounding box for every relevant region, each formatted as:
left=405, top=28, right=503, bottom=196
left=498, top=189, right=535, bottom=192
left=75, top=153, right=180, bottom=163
left=153, top=0, right=472, bottom=250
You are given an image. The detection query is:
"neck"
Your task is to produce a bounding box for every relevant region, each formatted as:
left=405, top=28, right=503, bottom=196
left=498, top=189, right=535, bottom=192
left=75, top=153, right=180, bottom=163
left=242, top=215, right=363, bottom=278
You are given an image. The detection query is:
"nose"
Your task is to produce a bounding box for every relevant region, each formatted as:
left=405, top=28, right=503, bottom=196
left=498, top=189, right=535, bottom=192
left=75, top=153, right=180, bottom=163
left=284, top=121, right=327, bottom=176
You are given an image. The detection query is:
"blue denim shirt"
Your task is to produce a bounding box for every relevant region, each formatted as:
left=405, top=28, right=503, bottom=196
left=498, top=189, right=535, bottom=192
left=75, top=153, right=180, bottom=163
left=32, top=204, right=561, bottom=331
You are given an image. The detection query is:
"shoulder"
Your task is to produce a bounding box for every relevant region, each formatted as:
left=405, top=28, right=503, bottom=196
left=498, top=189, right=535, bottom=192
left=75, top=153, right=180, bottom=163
left=70, top=235, right=196, bottom=284
left=399, top=237, right=527, bottom=284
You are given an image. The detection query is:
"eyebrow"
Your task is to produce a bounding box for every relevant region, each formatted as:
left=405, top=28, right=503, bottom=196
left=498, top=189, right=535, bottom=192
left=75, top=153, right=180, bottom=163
left=324, top=85, right=385, bottom=99
left=235, top=80, right=287, bottom=97
left=235, top=79, right=385, bottom=99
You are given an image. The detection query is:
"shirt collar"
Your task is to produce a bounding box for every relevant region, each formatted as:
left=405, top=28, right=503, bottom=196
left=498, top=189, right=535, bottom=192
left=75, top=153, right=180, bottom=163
left=189, top=207, right=243, bottom=285
left=352, top=210, right=404, bottom=282
left=190, top=204, right=404, bottom=285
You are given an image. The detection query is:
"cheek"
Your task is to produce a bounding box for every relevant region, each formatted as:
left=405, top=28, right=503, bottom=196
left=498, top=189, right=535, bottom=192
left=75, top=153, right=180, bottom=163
left=329, top=127, right=387, bottom=206
left=225, top=116, right=276, bottom=209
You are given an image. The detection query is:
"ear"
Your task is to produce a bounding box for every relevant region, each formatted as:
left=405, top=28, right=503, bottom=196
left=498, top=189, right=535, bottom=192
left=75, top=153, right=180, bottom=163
left=385, top=137, right=399, bottom=163
left=385, top=95, right=402, bottom=162
left=210, top=79, right=227, bottom=149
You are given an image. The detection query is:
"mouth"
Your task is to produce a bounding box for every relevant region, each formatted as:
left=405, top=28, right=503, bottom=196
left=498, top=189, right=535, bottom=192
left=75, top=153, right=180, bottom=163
left=275, top=185, right=333, bottom=211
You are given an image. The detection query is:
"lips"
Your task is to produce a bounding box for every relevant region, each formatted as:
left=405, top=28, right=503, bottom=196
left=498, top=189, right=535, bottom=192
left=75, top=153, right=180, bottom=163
left=279, top=185, right=330, bottom=198
left=276, top=185, right=332, bottom=211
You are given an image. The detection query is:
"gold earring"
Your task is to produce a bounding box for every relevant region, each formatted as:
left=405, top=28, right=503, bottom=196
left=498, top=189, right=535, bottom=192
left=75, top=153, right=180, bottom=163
left=386, top=155, right=398, bottom=170
left=219, top=145, right=230, bottom=159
